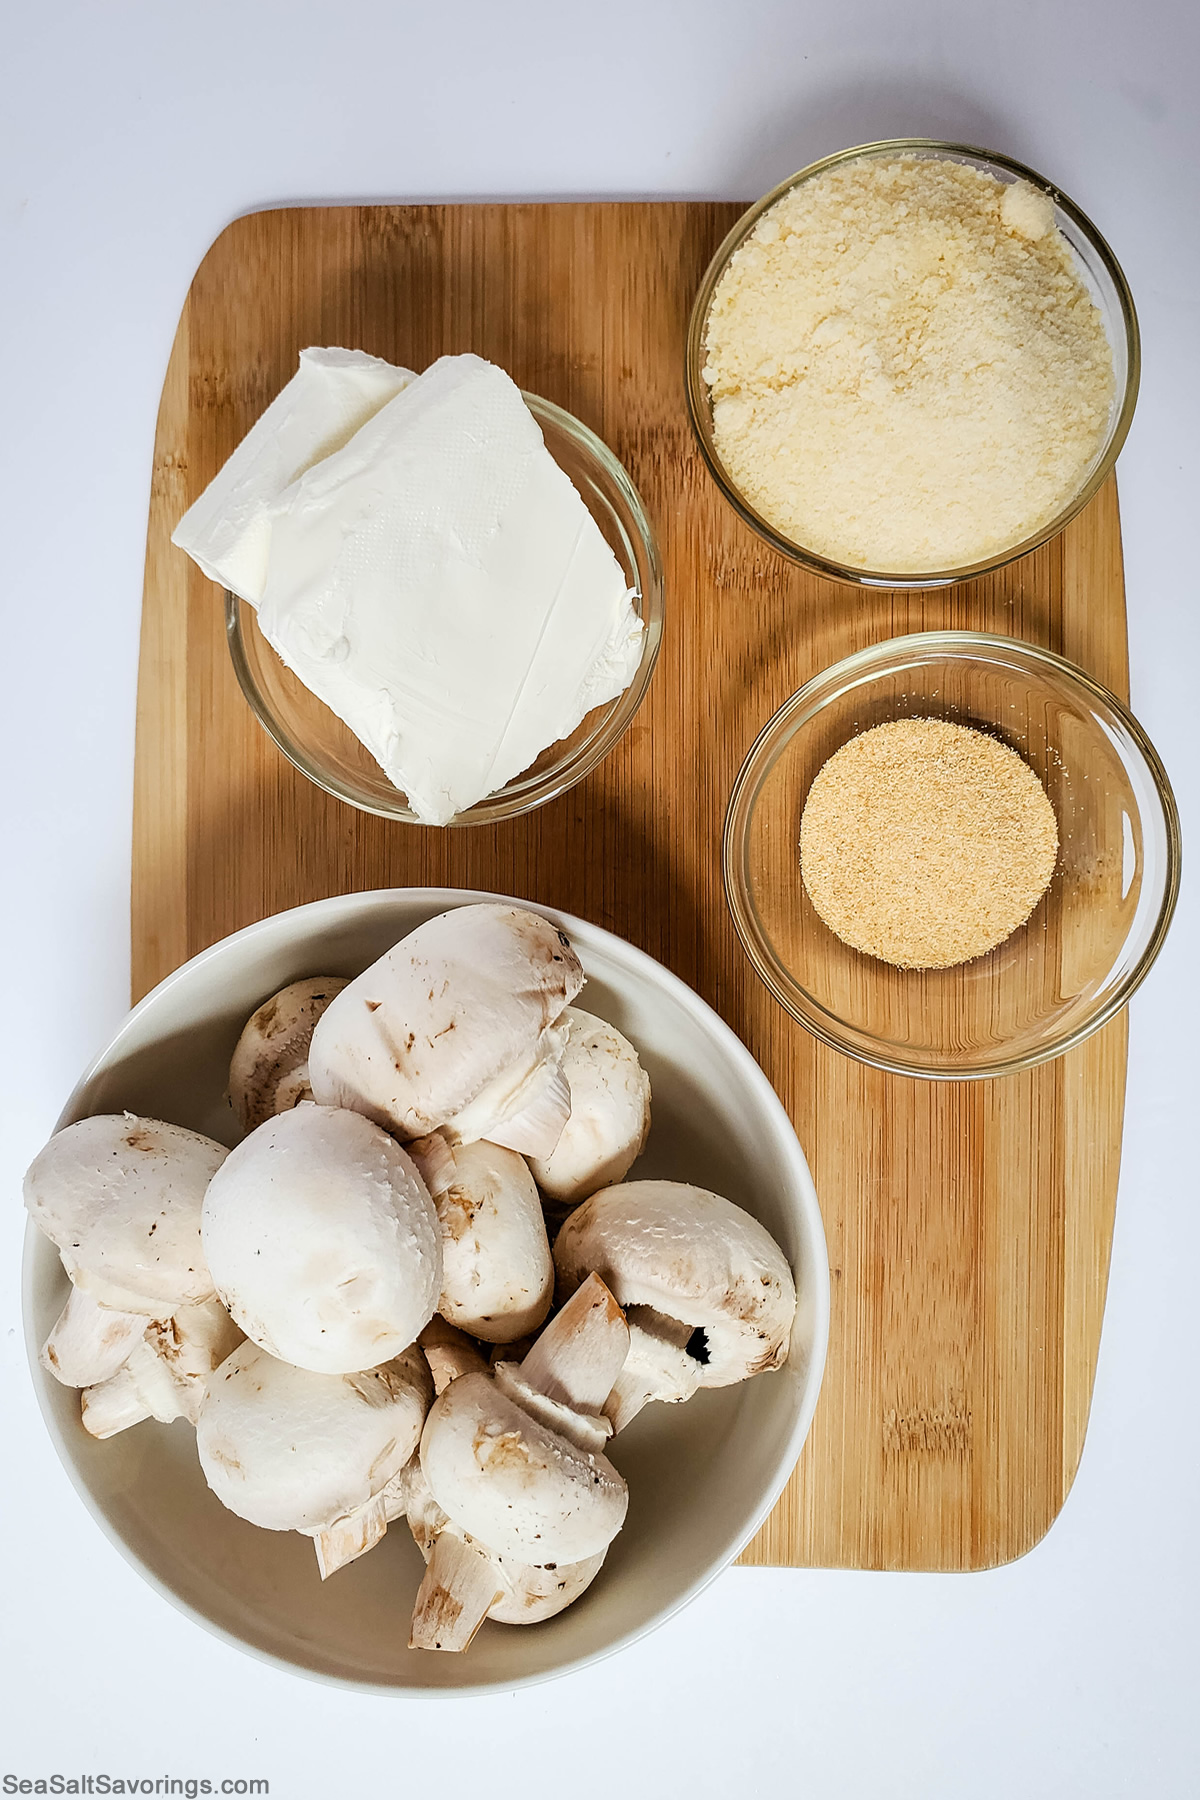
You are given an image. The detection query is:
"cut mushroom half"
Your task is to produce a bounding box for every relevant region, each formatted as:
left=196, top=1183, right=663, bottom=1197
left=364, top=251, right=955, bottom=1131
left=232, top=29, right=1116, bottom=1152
left=410, top=1134, right=553, bottom=1343
left=201, top=1105, right=441, bottom=1373
left=554, top=1181, right=798, bottom=1429
left=228, top=976, right=349, bottom=1135
left=308, top=904, right=584, bottom=1157
left=410, top=1273, right=630, bottom=1651
left=24, top=1114, right=226, bottom=1315
left=527, top=1008, right=651, bottom=1206
left=196, top=1340, right=432, bottom=1578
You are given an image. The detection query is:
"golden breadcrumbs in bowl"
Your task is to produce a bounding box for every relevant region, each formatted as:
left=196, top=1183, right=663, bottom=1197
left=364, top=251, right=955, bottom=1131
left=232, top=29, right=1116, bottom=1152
left=723, top=632, right=1180, bottom=1079
left=798, top=718, right=1059, bottom=971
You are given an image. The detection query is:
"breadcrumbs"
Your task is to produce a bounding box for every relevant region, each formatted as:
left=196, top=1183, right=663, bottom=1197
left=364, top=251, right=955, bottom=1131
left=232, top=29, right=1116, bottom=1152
left=703, top=154, right=1114, bottom=572
left=799, top=718, right=1058, bottom=969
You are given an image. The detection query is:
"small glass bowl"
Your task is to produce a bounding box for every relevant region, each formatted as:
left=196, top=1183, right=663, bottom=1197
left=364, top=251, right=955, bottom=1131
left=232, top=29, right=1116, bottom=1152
left=723, top=632, right=1180, bottom=1079
left=686, top=139, right=1140, bottom=589
left=227, top=394, right=663, bottom=825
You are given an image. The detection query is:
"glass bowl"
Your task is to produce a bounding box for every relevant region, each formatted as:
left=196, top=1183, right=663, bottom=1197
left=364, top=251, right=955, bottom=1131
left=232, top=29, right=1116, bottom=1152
left=227, top=394, right=663, bottom=824
left=685, top=140, right=1140, bottom=589
left=723, top=632, right=1180, bottom=1079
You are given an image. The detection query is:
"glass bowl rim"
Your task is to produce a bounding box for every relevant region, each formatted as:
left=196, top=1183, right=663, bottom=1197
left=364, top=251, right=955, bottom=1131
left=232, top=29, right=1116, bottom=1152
left=685, top=138, right=1142, bottom=590
left=722, top=628, right=1182, bottom=1079
left=226, top=390, right=664, bottom=826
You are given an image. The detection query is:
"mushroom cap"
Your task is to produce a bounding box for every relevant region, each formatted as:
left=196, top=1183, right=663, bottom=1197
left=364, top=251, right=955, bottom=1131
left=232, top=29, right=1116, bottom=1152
left=429, top=1139, right=553, bottom=1343
left=197, top=1340, right=432, bottom=1532
left=553, top=1181, right=797, bottom=1388
left=24, top=1114, right=225, bottom=1313
left=420, top=1370, right=627, bottom=1564
left=528, top=1008, right=651, bottom=1206
left=201, top=1105, right=441, bottom=1374
left=308, top=905, right=584, bottom=1156
left=487, top=1549, right=607, bottom=1626
left=228, top=976, right=349, bottom=1135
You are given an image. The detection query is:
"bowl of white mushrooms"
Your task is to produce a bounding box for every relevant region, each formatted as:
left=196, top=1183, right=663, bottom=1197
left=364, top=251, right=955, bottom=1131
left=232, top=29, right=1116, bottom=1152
left=22, top=888, right=829, bottom=1693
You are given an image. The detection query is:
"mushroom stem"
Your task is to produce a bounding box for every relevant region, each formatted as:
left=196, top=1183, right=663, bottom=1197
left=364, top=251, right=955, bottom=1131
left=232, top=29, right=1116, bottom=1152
left=409, top=1530, right=505, bottom=1653
left=313, top=1490, right=390, bottom=1579
left=80, top=1365, right=153, bottom=1438
left=418, top=1319, right=489, bottom=1395
left=80, top=1340, right=187, bottom=1437
left=144, top=1299, right=243, bottom=1423
left=517, top=1272, right=629, bottom=1413
left=603, top=1308, right=703, bottom=1433
left=40, top=1288, right=149, bottom=1389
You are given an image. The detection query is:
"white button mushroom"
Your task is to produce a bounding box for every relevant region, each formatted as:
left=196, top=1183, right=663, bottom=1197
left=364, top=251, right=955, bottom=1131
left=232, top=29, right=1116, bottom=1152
left=196, top=1339, right=432, bottom=1578
left=201, top=1105, right=441, bottom=1374
left=228, top=976, right=349, bottom=1135
left=408, top=1273, right=630, bottom=1651
left=400, top=1456, right=607, bottom=1651
left=307, top=904, right=584, bottom=1157
left=410, top=1134, right=553, bottom=1343
left=24, top=1114, right=226, bottom=1314
left=527, top=1008, right=651, bottom=1206
left=553, top=1181, right=798, bottom=1425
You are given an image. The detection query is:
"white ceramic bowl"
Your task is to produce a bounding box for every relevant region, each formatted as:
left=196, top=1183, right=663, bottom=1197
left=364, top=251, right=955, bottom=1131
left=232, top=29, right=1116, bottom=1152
left=23, top=889, right=829, bottom=1695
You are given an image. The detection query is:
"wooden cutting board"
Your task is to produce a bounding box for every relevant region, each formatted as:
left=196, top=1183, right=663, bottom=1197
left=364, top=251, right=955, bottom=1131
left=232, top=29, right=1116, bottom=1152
left=134, top=202, right=1128, bottom=1571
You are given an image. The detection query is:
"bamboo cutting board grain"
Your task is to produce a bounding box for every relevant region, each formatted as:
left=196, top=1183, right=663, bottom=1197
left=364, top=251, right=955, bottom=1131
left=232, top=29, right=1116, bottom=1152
left=134, top=203, right=1128, bottom=1571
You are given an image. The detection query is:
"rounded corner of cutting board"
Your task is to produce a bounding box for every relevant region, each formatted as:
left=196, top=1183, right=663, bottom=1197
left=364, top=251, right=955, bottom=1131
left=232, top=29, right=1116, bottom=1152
left=189, top=204, right=294, bottom=286
left=133, top=200, right=1131, bottom=1575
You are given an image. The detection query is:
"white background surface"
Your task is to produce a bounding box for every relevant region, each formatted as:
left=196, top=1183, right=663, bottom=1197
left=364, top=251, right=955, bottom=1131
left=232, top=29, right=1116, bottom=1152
left=2, top=1, right=1196, bottom=1793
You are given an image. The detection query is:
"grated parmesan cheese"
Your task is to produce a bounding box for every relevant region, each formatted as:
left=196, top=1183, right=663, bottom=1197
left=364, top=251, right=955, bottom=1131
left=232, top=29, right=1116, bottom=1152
left=702, top=154, right=1115, bottom=573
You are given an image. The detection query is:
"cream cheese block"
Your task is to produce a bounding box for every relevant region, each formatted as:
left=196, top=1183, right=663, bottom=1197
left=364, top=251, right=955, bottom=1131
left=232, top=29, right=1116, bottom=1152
left=171, top=347, right=415, bottom=604
left=256, top=353, right=643, bottom=825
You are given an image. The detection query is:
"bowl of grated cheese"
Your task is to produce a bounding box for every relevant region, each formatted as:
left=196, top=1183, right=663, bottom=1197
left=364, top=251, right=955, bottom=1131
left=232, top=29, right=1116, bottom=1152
left=686, top=140, right=1139, bottom=587
left=723, top=631, right=1180, bottom=1078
